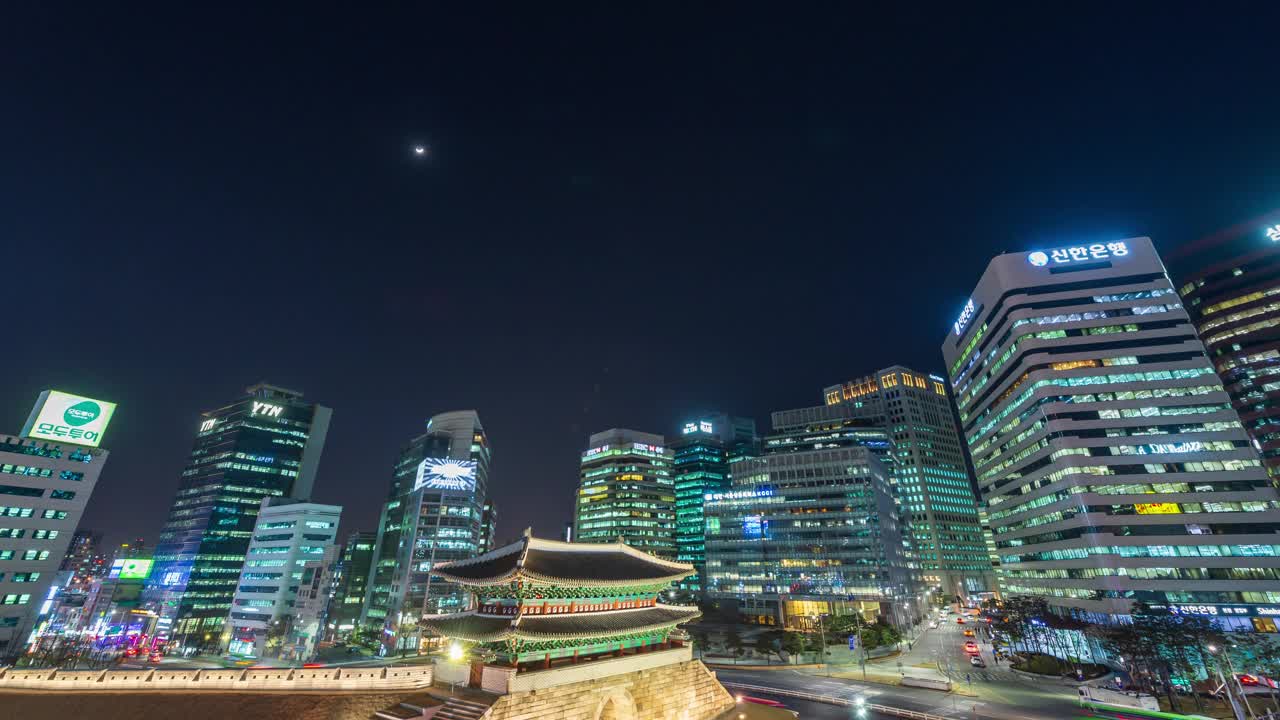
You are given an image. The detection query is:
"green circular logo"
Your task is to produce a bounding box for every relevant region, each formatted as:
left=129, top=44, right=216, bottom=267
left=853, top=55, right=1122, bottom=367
left=63, top=401, right=101, bottom=427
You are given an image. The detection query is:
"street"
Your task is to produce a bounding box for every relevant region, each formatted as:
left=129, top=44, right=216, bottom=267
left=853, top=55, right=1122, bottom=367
left=714, top=609, right=1087, bottom=720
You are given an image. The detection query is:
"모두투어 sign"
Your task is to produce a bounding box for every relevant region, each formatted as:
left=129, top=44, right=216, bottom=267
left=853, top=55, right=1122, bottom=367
left=21, top=390, right=117, bottom=448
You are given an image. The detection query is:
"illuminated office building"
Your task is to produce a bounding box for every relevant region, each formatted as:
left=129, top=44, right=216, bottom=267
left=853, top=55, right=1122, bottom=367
left=1169, top=212, right=1280, bottom=478
left=144, top=383, right=332, bottom=650
left=225, top=497, right=340, bottom=658
left=670, top=415, right=756, bottom=591
left=574, top=429, right=676, bottom=558
left=822, top=366, right=993, bottom=599
left=479, top=500, right=498, bottom=554
left=703, top=446, right=910, bottom=628
left=943, top=237, right=1280, bottom=625
left=0, top=391, right=115, bottom=659
left=329, top=530, right=375, bottom=635
left=364, top=410, right=489, bottom=652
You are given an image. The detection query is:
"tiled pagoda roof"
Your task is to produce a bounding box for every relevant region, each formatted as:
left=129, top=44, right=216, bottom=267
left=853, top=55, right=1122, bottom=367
left=429, top=533, right=694, bottom=587
left=420, top=604, right=701, bottom=643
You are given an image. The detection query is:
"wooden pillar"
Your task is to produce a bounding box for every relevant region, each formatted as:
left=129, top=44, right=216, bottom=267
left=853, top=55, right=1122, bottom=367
left=572, top=648, right=579, bottom=664
left=543, top=653, right=550, bottom=669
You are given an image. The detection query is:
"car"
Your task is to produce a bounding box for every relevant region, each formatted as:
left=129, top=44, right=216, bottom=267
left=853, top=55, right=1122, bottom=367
left=1238, top=674, right=1261, bottom=686
left=124, top=647, right=140, bottom=657
left=148, top=652, right=163, bottom=663
left=970, top=656, right=986, bottom=668
left=964, top=641, right=980, bottom=655
left=964, top=629, right=975, bottom=637
left=956, top=617, right=966, bottom=624
left=928, top=622, right=938, bottom=629
left=738, top=697, right=799, bottom=717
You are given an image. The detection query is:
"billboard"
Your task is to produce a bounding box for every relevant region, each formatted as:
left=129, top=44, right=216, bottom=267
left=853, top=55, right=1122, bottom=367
left=109, top=558, right=154, bottom=580
left=22, top=390, right=117, bottom=448
left=414, top=457, right=477, bottom=492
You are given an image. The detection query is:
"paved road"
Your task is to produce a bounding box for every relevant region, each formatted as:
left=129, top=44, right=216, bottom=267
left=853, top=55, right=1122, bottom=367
left=729, top=689, right=898, bottom=719
left=716, top=613, right=1085, bottom=720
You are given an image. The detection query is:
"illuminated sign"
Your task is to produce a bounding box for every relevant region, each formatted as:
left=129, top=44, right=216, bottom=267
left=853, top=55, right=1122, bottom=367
left=414, top=457, right=477, bottom=492
left=705, top=488, right=775, bottom=502
left=743, top=515, right=768, bottom=539
left=953, top=298, right=976, bottom=336
left=1027, top=241, right=1129, bottom=267
left=1139, top=441, right=1203, bottom=455
left=109, top=558, right=154, bottom=580
left=252, top=401, right=283, bottom=417
left=199, top=418, right=217, bottom=432
left=1168, top=604, right=1277, bottom=617
left=22, top=390, right=117, bottom=448
left=1267, top=225, right=1280, bottom=242
left=583, top=445, right=609, bottom=457
left=682, top=421, right=714, bottom=435
left=1135, top=502, right=1181, bottom=515
left=632, top=442, right=664, bottom=454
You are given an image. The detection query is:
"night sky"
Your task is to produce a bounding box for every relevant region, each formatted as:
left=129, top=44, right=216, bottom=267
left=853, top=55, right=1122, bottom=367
left=4, top=6, right=1278, bottom=549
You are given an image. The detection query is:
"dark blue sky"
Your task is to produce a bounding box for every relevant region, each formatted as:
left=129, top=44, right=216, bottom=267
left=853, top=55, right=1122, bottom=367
left=2, top=5, right=1278, bottom=547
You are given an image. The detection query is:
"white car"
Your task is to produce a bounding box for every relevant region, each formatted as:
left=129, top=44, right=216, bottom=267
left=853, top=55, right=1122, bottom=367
left=928, top=621, right=938, bottom=629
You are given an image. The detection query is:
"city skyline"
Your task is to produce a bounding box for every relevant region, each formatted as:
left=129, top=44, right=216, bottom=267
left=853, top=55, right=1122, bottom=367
left=17, top=218, right=1280, bottom=550
left=5, top=6, right=1280, bottom=557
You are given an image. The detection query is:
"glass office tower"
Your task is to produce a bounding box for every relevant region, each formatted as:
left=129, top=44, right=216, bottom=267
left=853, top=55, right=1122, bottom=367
left=145, top=383, right=331, bottom=651
left=943, top=237, right=1280, bottom=626
left=329, top=530, right=376, bottom=636
left=703, top=446, right=910, bottom=628
left=670, top=415, right=756, bottom=592
left=1169, top=211, right=1280, bottom=478
left=574, top=429, right=676, bottom=558
left=822, top=366, right=993, bottom=600
left=363, top=410, right=489, bottom=653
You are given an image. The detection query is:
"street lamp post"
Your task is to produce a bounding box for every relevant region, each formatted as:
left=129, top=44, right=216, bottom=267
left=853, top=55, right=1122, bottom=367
left=815, top=613, right=828, bottom=677
left=1209, top=644, right=1251, bottom=720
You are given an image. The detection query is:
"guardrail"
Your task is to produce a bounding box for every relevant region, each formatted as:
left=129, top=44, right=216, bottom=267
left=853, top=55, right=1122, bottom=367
left=0, top=664, right=434, bottom=692
left=721, top=681, right=949, bottom=720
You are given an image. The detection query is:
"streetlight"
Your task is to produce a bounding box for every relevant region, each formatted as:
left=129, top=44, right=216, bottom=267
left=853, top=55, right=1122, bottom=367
left=1208, top=644, right=1252, bottom=720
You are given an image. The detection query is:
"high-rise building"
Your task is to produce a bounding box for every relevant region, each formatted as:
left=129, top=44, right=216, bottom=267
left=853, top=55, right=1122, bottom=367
left=703, top=446, right=911, bottom=628
left=364, top=410, right=489, bottom=652
left=144, top=383, right=332, bottom=650
left=943, top=237, right=1280, bottom=625
left=225, top=497, right=341, bottom=658
left=479, top=500, right=498, bottom=554
left=1168, top=211, right=1280, bottom=479
left=670, top=415, right=756, bottom=592
left=0, top=390, right=116, bottom=659
left=574, top=429, right=676, bottom=558
left=292, top=546, right=339, bottom=658
left=330, top=530, right=375, bottom=636
left=822, top=366, right=993, bottom=599
left=60, top=530, right=104, bottom=578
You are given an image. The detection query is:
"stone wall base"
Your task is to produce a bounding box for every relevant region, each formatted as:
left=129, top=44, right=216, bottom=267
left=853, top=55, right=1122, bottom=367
left=485, top=659, right=735, bottom=720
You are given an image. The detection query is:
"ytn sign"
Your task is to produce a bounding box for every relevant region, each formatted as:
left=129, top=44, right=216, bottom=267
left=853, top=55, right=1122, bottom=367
left=252, top=401, right=283, bottom=417
left=22, top=390, right=117, bottom=448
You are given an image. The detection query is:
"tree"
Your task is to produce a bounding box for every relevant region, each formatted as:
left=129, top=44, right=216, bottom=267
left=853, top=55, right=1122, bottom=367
left=265, top=614, right=295, bottom=656
left=752, top=629, right=785, bottom=664
left=724, top=628, right=744, bottom=664
left=688, top=627, right=712, bottom=655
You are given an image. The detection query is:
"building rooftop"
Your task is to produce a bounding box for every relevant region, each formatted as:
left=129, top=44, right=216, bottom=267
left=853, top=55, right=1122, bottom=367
left=430, top=534, right=694, bottom=587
